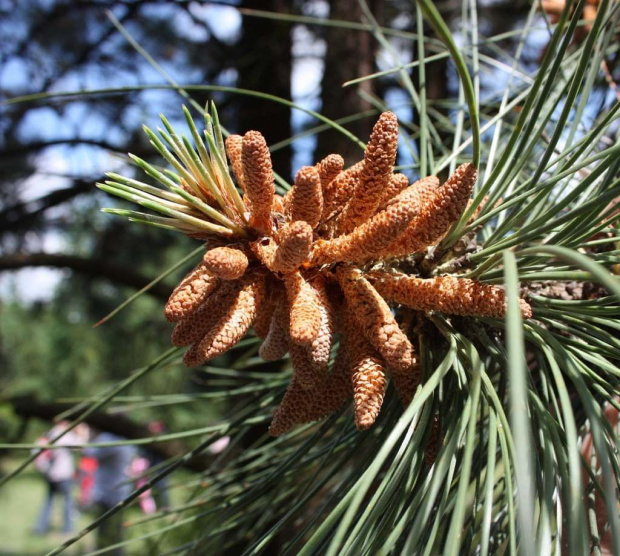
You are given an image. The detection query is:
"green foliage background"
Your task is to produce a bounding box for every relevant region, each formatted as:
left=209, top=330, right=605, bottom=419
left=1, top=0, right=620, bottom=554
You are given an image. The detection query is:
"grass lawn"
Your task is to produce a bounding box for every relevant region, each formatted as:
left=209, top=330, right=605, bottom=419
left=0, top=464, right=92, bottom=555
left=0, top=456, right=199, bottom=555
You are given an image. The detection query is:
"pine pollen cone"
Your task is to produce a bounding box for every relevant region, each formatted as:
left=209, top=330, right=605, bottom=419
left=161, top=111, right=533, bottom=436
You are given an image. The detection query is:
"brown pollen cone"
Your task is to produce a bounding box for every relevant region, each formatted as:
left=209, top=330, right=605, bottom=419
left=242, top=130, right=274, bottom=235
left=379, top=173, right=409, bottom=209
left=203, top=246, right=249, bottom=280
left=171, top=280, right=239, bottom=347
left=386, top=176, right=439, bottom=210
left=183, top=273, right=266, bottom=366
left=582, top=4, right=597, bottom=31
left=259, top=297, right=290, bottom=361
left=269, top=295, right=351, bottom=435
left=321, top=161, right=364, bottom=224
left=269, top=340, right=353, bottom=437
left=386, top=163, right=477, bottom=257
left=324, top=338, right=355, bottom=413
left=253, top=285, right=279, bottom=339
left=368, top=271, right=533, bottom=318
left=336, top=112, right=399, bottom=235
left=349, top=333, right=387, bottom=431
left=287, top=166, right=323, bottom=229
left=388, top=309, right=421, bottom=406
left=165, top=262, right=219, bottom=322
left=316, top=154, right=344, bottom=190
left=290, top=342, right=326, bottom=390
left=310, top=198, right=417, bottom=266
left=225, top=134, right=245, bottom=192
left=306, top=276, right=335, bottom=373
left=425, top=415, right=441, bottom=467
left=253, top=222, right=312, bottom=275
left=391, top=359, right=421, bottom=407
left=272, top=221, right=313, bottom=274
left=272, top=193, right=285, bottom=214
left=268, top=378, right=314, bottom=437
left=284, top=271, right=322, bottom=345
left=540, top=0, right=565, bottom=18
left=336, top=266, right=414, bottom=371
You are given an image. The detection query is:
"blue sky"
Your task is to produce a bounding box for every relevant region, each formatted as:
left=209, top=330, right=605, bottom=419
left=1, top=2, right=327, bottom=302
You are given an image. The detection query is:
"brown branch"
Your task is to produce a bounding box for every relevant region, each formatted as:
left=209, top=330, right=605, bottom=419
left=0, top=180, right=94, bottom=233
left=4, top=395, right=211, bottom=473
left=0, top=252, right=171, bottom=299
left=0, top=139, right=147, bottom=159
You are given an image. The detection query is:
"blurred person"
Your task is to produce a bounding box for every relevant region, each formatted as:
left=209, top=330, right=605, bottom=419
left=77, top=455, right=98, bottom=508
left=130, top=455, right=156, bottom=515
left=32, top=421, right=79, bottom=535
left=73, top=424, right=98, bottom=508
left=84, top=431, right=137, bottom=556
left=143, top=420, right=170, bottom=509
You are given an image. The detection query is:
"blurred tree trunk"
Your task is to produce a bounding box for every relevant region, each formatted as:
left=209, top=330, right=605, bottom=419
left=315, top=0, right=383, bottom=165
left=412, top=27, right=449, bottom=173
left=237, top=0, right=293, bottom=181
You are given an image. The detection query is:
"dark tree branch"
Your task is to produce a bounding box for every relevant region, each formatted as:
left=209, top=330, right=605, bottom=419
left=37, top=5, right=139, bottom=97
left=0, top=180, right=94, bottom=233
left=4, top=5, right=140, bottom=136
left=0, top=252, right=171, bottom=299
left=182, top=4, right=229, bottom=51
left=0, top=138, right=147, bottom=159
left=4, top=395, right=211, bottom=473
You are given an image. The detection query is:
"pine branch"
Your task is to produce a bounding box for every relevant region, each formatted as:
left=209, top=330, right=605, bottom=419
left=0, top=252, right=171, bottom=299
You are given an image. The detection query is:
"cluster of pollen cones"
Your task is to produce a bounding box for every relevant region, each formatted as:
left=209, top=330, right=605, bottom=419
left=161, top=111, right=532, bottom=436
